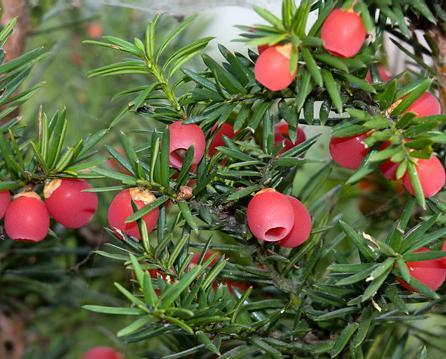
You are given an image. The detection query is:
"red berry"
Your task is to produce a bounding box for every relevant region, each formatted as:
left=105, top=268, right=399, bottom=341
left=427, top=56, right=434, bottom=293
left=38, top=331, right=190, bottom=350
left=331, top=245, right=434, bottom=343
left=321, top=9, right=366, bottom=58
left=247, top=189, right=294, bottom=242
left=406, top=92, right=442, bottom=117
left=274, top=120, right=306, bottom=153
left=365, top=66, right=390, bottom=83
left=4, top=192, right=49, bottom=242
left=398, top=248, right=446, bottom=292
left=254, top=44, right=296, bottom=91
left=279, top=196, right=312, bottom=248
left=107, top=188, right=159, bottom=240
left=258, top=45, right=269, bottom=54
left=169, top=121, right=206, bottom=169
left=44, top=179, right=98, bottom=229
left=403, top=156, right=445, bottom=198
left=208, top=123, right=236, bottom=157
left=0, top=190, right=11, bottom=219
left=82, top=346, right=122, bottom=359
left=329, top=133, right=369, bottom=170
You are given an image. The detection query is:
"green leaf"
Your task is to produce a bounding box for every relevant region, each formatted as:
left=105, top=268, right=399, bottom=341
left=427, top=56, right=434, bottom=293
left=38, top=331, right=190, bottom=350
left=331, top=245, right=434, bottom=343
left=391, top=79, right=431, bottom=116
left=115, top=282, right=147, bottom=308
left=361, top=265, right=392, bottom=302
left=253, top=6, right=286, bottom=31
left=406, top=160, right=426, bottom=209
left=226, top=185, right=261, bottom=202
left=177, top=201, right=198, bottom=231
left=302, top=48, right=322, bottom=87
left=156, top=15, right=197, bottom=60
left=126, top=195, right=169, bottom=223
left=403, top=250, right=446, bottom=262
left=296, top=70, right=312, bottom=111
left=202, top=54, right=246, bottom=95
left=339, top=221, right=377, bottom=261
left=314, top=53, right=349, bottom=72
left=352, top=307, right=373, bottom=348
left=118, top=316, right=152, bottom=337
left=82, top=305, right=143, bottom=315
left=335, top=264, right=376, bottom=286
left=330, top=323, right=358, bottom=357
left=143, top=272, right=158, bottom=307
left=165, top=37, right=213, bottom=78
left=322, top=69, right=342, bottom=114
left=158, top=264, right=203, bottom=309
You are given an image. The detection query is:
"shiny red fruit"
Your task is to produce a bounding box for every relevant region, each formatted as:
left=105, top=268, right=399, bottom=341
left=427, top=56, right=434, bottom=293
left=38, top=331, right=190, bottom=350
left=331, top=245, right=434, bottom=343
left=403, top=156, right=445, bottom=198
left=0, top=190, right=11, bottom=219
left=406, top=92, right=442, bottom=117
left=254, top=44, right=296, bottom=91
left=279, top=196, right=312, bottom=248
left=208, top=123, right=236, bottom=157
left=274, top=120, right=306, bottom=153
left=321, top=9, right=366, bottom=58
left=329, top=133, right=369, bottom=170
left=247, top=189, right=294, bottom=242
left=107, top=188, right=159, bottom=240
left=398, top=247, right=446, bottom=292
left=82, top=346, right=122, bottom=359
left=4, top=192, right=50, bottom=242
left=44, top=179, right=98, bottom=228
left=169, top=121, right=206, bottom=169
left=365, top=66, right=390, bottom=83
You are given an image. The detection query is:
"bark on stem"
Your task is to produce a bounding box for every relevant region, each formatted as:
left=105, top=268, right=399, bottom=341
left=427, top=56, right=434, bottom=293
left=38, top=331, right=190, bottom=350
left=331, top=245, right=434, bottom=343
left=1, top=0, right=29, bottom=62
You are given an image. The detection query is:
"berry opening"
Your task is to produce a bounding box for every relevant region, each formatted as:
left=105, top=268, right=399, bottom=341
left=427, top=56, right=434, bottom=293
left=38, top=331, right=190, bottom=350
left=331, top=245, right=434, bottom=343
left=170, top=148, right=188, bottom=168
left=264, top=226, right=287, bottom=241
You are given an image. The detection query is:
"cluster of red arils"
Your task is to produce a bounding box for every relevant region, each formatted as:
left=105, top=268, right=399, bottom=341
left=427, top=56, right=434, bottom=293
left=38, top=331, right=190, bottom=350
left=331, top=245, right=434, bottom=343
left=329, top=92, right=445, bottom=199
left=106, top=118, right=306, bottom=241
left=1, top=179, right=98, bottom=242
left=254, top=8, right=367, bottom=91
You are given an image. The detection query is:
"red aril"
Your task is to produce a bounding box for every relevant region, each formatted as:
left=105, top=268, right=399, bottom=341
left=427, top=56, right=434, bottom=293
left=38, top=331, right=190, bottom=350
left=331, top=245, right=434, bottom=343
left=4, top=192, right=50, bottom=242
left=44, top=179, right=98, bottom=228
left=169, top=121, right=206, bottom=169
left=403, top=156, right=445, bottom=198
left=279, top=196, right=312, bottom=248
left=321, top=9, right=366, bottom=58
left=254, top=44, right=296, bottom=91
left=406, top=92, right=441, bottom=117
left=247, top=189, right=294, bottom=242
left=329, top=133, right=369, bottom=170
left=208, top=123, right=236, bottom=157
left=398, top=247, right=446, bottom=292
left=107, top=188, right=159, bottom=240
